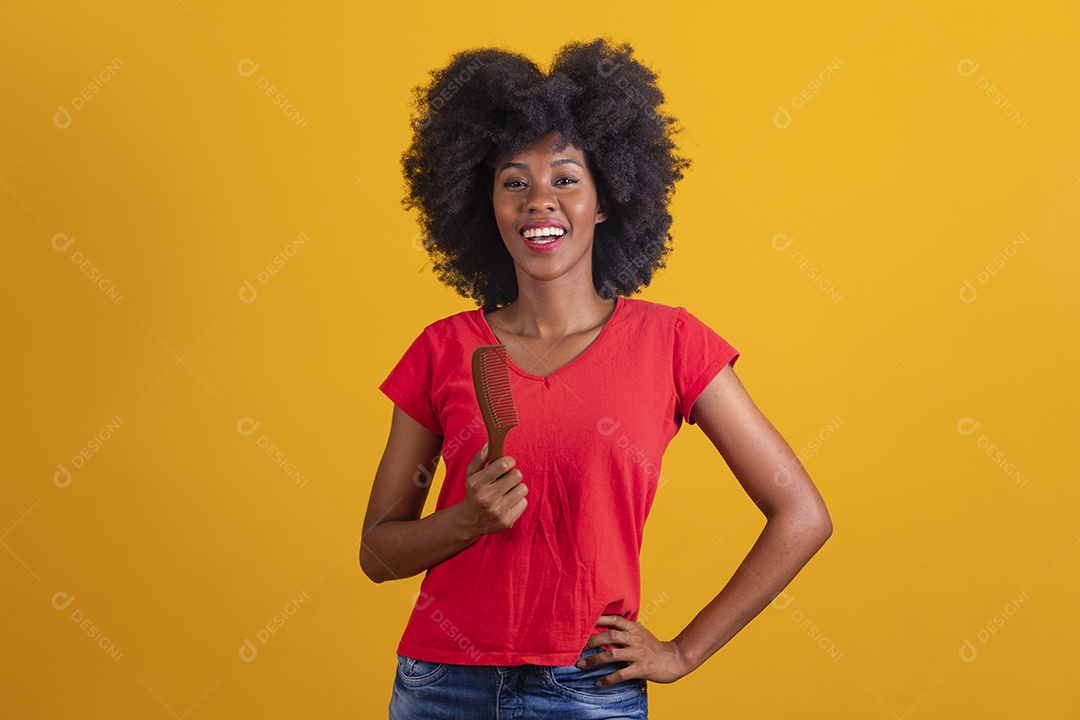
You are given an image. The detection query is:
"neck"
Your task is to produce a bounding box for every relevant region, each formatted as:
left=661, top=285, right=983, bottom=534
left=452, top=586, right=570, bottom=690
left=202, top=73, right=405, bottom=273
left=498, top=269, right=615, bottom=339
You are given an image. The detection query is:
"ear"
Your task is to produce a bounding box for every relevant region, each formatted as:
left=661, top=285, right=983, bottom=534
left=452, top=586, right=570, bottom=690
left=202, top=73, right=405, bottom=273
left=595, top=196, right=609, bottom=224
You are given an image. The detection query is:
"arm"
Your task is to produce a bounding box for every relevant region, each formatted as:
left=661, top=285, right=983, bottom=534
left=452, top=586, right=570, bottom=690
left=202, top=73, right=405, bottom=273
left=360, top=406, right=529, bottom=583
left=670, top=362, right=832, bottom=671
left=583, top=362, right=832, bottom=683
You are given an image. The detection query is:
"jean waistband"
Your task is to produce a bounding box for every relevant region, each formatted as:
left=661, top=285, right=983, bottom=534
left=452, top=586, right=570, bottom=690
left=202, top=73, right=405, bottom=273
left=493, top=644, right=603, bottom=674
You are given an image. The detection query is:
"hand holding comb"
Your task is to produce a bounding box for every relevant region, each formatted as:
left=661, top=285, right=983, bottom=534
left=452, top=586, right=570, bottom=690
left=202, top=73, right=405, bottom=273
left=471, top=344, right=519, bottom=460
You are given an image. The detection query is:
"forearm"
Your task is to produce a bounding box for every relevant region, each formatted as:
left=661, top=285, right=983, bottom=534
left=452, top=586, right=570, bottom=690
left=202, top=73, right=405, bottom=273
left=361, top=502, right=480, bottom=583
left=672, top=511, right=832, bottom=672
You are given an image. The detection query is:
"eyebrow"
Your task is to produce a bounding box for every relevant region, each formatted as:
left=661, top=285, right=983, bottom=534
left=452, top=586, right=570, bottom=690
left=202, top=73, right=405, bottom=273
left=497, top=157, right=584, bottom=173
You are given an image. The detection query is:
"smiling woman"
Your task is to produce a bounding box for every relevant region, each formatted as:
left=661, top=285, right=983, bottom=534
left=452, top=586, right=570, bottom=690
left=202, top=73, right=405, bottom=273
left=400, top=37, right=689, bottom=310
left=364, top=36, right=832, bottom=720
left=491, top=132, right=608, bottom=306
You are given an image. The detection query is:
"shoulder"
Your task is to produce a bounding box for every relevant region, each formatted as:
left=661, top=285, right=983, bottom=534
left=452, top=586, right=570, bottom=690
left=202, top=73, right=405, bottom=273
left=621, top=299, right=737, bottom=361
left=619, top=297, right=707, bottom=330
left=402, top=307, right=488, bottom=356
left=619, top=296, right=682, bottom=324
left=413, top=306, right=483, bottom=336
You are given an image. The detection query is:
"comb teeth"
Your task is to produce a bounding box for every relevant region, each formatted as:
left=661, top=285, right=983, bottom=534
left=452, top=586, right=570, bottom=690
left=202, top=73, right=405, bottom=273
left=479, top=346, right=518, bottom=428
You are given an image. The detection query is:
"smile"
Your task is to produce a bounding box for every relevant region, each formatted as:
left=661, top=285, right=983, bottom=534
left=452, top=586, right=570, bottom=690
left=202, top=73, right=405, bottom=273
left=522, top=235, right=565, bottom=254
left=521, top=229, right=565, bottom=252
left=522, top=227, right=566, bottom=242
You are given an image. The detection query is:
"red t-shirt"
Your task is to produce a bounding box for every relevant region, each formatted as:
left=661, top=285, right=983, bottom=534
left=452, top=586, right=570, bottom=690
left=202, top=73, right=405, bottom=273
left=378, top=296, right=740, bottom=666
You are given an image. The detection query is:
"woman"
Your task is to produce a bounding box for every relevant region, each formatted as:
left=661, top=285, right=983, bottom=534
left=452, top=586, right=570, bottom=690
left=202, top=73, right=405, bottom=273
left=363, top=37, right=832, bottom=719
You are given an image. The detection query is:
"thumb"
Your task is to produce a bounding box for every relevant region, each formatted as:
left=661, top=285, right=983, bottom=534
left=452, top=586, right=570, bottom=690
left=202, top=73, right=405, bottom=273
left=468, top=441, right=489, bottom=473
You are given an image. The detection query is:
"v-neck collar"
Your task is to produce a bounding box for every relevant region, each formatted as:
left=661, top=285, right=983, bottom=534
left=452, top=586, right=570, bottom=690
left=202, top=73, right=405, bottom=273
left=476, top=296, right=626, bottom=381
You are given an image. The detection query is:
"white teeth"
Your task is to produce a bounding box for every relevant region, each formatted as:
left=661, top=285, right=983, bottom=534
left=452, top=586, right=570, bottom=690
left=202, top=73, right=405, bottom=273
left=522, top=226, right=566, bottom=239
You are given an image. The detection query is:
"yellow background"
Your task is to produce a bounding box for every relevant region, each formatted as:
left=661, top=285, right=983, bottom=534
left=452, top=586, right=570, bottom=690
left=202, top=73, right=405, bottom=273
left=3, top=2, right=1077, bottom=717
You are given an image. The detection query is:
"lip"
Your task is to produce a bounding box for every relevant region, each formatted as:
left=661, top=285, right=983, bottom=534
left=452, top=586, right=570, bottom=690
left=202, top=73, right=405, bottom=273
left=519, top=219, right=567, bottom=232
left=522, top=231, right=565, bottom=253
left=518, top=220, right=567, bottom=254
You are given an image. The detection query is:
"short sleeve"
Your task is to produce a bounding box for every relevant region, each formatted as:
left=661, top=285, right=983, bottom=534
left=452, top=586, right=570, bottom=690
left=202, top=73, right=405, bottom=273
left=379, top=328, right=443, bottom=436
left=673, top=307, right=740, bottom=426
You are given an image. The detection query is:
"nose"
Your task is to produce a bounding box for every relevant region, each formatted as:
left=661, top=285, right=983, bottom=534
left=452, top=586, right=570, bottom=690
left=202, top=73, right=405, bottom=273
left=525, top=182, right=556, bottom=212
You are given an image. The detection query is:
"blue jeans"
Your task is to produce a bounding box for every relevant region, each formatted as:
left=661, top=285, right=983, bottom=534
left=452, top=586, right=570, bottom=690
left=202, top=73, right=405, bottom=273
left=388, top=644, right=649, bottom=719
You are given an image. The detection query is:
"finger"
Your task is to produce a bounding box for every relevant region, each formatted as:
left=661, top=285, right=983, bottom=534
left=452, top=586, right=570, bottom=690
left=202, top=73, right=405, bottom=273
left=578, top=643, right=622, bottom=673
left=505, top=482, right=528, bottom=504
left=594, top=667, right=629, bottom=687
left=466, top=442, right=489, bottom=475
left=506, top=496, right=528, bottom=523
left=474, top=456, right=514, bottom=488
left=491, top=455, right=516, bottom=478
left=579, top=632, right=614, bottom=660
left=491, top=466, right=523, bottom=492
left=574, top=648, right=603, bottom=669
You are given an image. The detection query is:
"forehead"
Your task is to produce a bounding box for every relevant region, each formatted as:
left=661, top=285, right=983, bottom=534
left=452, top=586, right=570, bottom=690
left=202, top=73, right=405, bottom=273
left=498, top=131, right=586, bottom=166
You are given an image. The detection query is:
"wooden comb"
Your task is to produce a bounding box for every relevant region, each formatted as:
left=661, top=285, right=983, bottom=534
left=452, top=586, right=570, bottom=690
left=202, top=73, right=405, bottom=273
left=471, top=344, right=519, bottom=460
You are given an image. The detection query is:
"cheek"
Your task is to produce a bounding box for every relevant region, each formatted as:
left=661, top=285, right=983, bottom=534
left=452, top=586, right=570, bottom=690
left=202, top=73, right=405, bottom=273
left=570, top=199, right=599, bottom=227
left=492, top=202, right=514, bottom=233
left=495, top=218, right=519, bottom=248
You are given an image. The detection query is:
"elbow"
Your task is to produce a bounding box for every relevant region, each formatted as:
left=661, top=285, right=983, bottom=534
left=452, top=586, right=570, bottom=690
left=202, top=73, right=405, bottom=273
left=359, top=545, right=388, bottom=584
left=797, top=489, right=833, bottom=546
left=815, top=512, right=833, bottom=545
left=772, top=504, right=832, bottom=548
left=806, top=504, right=833, bottom=547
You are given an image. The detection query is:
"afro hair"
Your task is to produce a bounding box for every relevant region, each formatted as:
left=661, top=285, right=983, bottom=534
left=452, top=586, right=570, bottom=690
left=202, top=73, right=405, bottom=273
left=401, top=37, right=691, bottom=308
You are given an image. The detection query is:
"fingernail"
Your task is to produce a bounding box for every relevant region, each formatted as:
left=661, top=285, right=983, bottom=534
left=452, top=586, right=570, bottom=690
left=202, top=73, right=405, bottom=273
left=575, top=660, right=585, bottom=668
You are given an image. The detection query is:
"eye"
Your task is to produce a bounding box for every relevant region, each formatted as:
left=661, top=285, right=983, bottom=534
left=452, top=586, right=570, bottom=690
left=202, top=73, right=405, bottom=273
left=554, top=177, right=579, bottom=186
left=502, top=179, right=526, bottom=189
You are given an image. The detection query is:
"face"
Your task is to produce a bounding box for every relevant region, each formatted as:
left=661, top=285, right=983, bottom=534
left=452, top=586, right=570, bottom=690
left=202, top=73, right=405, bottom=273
left=492, top=131, right=608, bottom=287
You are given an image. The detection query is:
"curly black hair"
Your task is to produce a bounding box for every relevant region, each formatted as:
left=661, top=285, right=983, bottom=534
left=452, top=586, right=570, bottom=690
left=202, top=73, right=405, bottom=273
left=401, top=37, right=691, bottom=308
